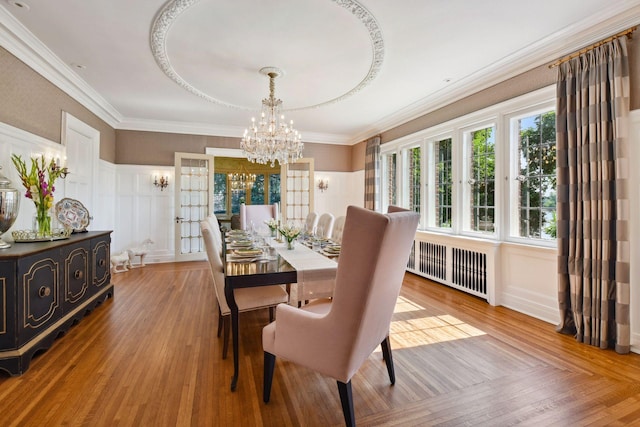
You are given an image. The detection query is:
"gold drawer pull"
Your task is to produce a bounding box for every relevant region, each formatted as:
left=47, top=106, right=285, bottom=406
left=98, top=259, right=106, bottom=267
left=38, top=286, right=51, bottom=298
left=74, top=270, right=84, bottom=280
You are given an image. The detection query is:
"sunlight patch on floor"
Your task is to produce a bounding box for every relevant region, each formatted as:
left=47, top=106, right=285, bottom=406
left=389, top=296, right=486, bottom=349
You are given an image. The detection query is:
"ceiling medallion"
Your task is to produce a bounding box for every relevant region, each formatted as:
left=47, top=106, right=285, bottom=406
left=150, top=0, right=384, bottom=111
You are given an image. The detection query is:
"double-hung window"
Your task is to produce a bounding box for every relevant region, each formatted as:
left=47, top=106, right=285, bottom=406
left=509, top=107, right=556, bottom=241
left=381, top=152, right=397, bottom=211
left=404, top=146, right=421, bottom=215
left=429, top=137, right=453, bottom=229
left=463, top=124, right=496, bottom=234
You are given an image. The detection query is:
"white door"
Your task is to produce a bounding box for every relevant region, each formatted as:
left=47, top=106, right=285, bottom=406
left=174, top=152, right=214, bottom=262
left=61, top=112, right=99, bottom=214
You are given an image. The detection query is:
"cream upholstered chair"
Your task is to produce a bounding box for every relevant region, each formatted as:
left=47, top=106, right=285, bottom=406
left=262, top=206, right=419, bottom=426
left=200, top=221, right=288, bottom=359
left=304, top=212, right=319, bottom=234
left=206, top=214, right=223, bottom=252
left=316, top=212, right=335, bottom=239
left=240, top=203, right=279, bottom=231
left=330, top=215, right=346, bottom=244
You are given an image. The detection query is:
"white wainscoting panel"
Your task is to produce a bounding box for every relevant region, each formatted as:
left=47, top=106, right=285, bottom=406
left=499, top=242, right=559, bottom=324
left=0, top=122, right=65, bottom=234
left=113, top=165, right=175, bottom=263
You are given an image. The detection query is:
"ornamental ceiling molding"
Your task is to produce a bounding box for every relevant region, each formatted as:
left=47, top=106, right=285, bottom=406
left=150, top=0, right=384, bottom=112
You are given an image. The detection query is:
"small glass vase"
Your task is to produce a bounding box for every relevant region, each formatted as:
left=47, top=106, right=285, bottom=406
left=286, top=238, right=295, bottom=250
left=34, top=208, right=52, bottom=237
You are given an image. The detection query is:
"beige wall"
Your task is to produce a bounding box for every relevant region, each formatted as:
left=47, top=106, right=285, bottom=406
left=116, top=129, right=354, bottom=171
left=0, top=47, right=116, bottom=162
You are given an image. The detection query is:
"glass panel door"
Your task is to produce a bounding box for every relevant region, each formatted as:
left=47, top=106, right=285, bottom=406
left=280, top=158, right=314, bottom=226
left=174, top=153, right=214, bottom=262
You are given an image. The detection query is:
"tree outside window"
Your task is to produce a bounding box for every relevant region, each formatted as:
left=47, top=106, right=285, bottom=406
left=514, top=111, right=556, bottom=239
left=435, top=138, right=452, bottom=228
left=407, top=147, right=421, bottom=214
left=468, top=126, right=495, bottom=233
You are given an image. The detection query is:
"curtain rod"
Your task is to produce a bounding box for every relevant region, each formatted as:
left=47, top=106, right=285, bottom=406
left=549, top=26, right=638, bottom=68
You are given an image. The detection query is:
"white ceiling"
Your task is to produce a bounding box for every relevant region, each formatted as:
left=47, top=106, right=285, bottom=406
left=2, top=0, right=640, bottom=144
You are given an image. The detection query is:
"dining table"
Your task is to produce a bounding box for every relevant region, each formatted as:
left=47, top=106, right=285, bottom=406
left=224, top=234, right=338, bottom=391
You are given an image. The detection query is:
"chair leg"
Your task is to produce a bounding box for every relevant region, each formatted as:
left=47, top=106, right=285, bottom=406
left=269, top=306, right=275, bottom=322
left=264, top=352, right=276, bottom=403
left=337, top=380, right=355, bottom=427
left=222, top=315, right=230, bottom=359
left=381, top=336, right=395, bottom=385
left=217, top=308, right=223, bottom=338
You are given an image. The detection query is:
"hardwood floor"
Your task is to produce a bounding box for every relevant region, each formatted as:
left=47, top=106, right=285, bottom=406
left=1, top=261, right=640, bottom=426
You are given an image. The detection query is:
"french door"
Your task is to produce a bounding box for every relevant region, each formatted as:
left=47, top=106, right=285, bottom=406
left=280, top=158, right=314, bottom=225
left=174, top=153, right=214, bottom=262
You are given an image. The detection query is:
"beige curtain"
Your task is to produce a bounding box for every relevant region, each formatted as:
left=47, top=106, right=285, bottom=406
left=555, top=37, right=631, bottom=353
left=364, top=135, right=380, bottom=211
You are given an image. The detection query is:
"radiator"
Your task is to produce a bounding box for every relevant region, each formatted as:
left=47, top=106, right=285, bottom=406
left=407, top=234, right=496, bottom=301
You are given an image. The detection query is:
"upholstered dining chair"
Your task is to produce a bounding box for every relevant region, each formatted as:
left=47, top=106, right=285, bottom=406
left=262, top=206, right=419, bottom=426
left=316, top=212, right=335, bottom=239
left=330, top=215, right=346, bottom=244
left=240, top=203, right=279, bottom=231
left=206, top=214, right=223, bottom=253
left=200, top=221, right=288, bottom=359
left=304, top=212, right=319, bottom=234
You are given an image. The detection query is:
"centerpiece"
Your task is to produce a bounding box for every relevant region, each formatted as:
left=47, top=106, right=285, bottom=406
left=264, top=218, right=278, bottom=238
left=11, top=154, right=68, bottom=237
left=278, top=223, right=301, bottom=250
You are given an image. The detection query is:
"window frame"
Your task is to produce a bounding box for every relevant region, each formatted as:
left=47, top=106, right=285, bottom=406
left=378, top=85, right=555, bottom=248
left=505, top=100, right=557, bottom=248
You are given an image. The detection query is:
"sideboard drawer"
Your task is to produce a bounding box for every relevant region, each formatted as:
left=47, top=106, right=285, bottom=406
left=17, top=255, right=61, bottom=345
left=61, top=241, right=91, bottom=312
left=0, top=261, right=16, bottom=351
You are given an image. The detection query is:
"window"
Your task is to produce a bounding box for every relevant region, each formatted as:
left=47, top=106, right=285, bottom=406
left=510, top=110, right=556, bottom=240
left=269, top=173, right=281, bottom=205
left=381, top=152, right=397, bottom=211
left=465, top=125, right=495, bottom=234
left=405, top=146, right=421, bottom=214
left=250, top=174, right=265, bottom=205
left=213, top=172, right=228, bottom=215
left=379, top=86, right=555, bottom=246
left=434, top=137, right=452, bottom=228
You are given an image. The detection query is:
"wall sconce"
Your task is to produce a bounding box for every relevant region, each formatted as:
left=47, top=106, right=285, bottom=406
left=317, top=178, right=329, bottom=192
left=154, top=175, right=169, bottom=191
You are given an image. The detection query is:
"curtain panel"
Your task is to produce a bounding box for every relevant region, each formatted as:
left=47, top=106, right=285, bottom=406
left=556, top=37, right=631, bottom=353
left=364, top=136, right=381, bottom=211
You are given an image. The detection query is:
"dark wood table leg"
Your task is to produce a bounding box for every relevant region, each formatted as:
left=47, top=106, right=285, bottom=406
left=224, top=281, right=240, bottom=391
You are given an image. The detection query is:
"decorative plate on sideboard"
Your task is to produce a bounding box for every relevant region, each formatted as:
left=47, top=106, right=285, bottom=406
left=55, top=198, right=91, bottom=232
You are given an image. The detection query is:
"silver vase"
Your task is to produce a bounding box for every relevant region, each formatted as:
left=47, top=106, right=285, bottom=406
left=0, top=165, right=19, bottom=249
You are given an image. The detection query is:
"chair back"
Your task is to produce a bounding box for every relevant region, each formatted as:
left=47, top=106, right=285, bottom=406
left=206, top=214, right=223, bottom=252
left=304, top=212, right=319, bottom=234
left=330, top=215, right=346, bottom=243
left=328, top=206, right=418, bottom=381
left=200, top=221, right=230, bottom=314
left=240, top=203, right=279, bottom=231
left=316, top=213, right=335, bottom=239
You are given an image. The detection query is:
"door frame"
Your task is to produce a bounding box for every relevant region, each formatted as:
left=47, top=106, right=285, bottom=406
left=174, top=152, right=214, bottom=262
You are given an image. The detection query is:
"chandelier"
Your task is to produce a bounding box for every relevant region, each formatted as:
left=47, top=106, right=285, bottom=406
left=230, top=168, right=256, bottom=192
left=241, top=67, right=304, bottom=167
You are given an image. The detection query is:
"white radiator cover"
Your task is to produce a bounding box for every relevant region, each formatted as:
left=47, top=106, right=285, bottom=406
left=407, top=231, right=501, bottom=305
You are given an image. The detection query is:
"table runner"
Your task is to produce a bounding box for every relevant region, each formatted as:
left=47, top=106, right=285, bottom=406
left=272, top=241, right=337, bottom=304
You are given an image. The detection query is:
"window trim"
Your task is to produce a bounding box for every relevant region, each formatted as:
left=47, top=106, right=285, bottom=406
left=379, top=85, right=556, bottom=248
left=504, top=100, right=557, bottom=248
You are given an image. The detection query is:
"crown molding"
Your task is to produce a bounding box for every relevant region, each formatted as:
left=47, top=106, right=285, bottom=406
left=116, top=117, right=352, bottom=145
left=0, top=5, right=122, bottom=127
left=348, top=2, right=640, bottom=144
